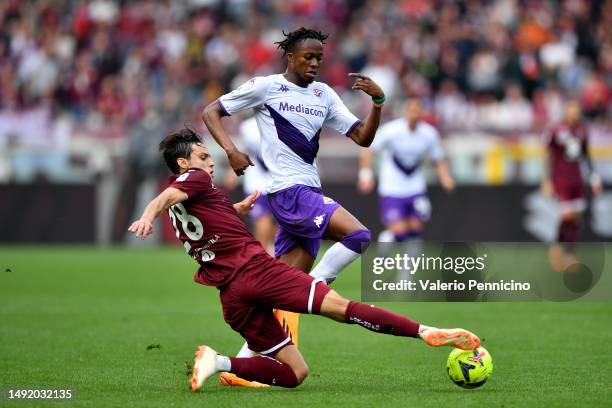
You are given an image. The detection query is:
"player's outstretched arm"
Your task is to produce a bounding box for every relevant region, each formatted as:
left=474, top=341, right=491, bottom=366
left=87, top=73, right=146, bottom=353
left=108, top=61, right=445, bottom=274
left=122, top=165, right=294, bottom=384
left=357, top=148, right=375, bottom=193
left=202, top=102, right=253, bottom=176
left=128, top=187, right=188, bottom=239
left=435, top=160, right=455, bottom=192
left=233, top=191, right=261, bottom=216
left=346, top=73, right=384, bottom=147
left=584, top=137, right=603, bottom=196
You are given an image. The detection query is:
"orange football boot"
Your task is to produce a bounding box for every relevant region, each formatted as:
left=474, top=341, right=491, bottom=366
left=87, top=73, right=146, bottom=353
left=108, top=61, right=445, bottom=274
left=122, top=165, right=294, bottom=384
left=419, top=327, right=481, bottom=350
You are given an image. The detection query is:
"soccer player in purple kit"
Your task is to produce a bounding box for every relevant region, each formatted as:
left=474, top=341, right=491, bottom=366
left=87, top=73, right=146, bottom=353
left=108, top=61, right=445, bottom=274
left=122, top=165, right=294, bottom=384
left=202, top=27, right=384, bottom=351
left=358, top=99, right=454, bottom=278
left=128, top=129, right=480, bottom=391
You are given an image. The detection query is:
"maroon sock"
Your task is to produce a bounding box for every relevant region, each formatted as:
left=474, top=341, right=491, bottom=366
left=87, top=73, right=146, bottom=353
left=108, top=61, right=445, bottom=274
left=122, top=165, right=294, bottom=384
left=558, top=219, right=580, bottom=252
left=229, top=356, right=298, bottom=387
left=345, top=301, right=420, bottom=337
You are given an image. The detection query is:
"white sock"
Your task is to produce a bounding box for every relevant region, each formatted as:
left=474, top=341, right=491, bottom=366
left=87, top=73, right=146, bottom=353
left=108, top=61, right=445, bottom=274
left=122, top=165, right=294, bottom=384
left=309, top=242, right=360, bottom=282
left=236, top=341, right=256, bottom=358
left=397, top=238, right=423, bottom=281
left=378, top=229, right=396, bottom=243
left=216, top=355, right=231, bottom=372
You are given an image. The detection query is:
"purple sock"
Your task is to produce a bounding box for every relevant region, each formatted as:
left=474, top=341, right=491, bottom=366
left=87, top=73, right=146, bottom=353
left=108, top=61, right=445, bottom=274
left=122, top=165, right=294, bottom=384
left=340, top=229, right=371, bottom=254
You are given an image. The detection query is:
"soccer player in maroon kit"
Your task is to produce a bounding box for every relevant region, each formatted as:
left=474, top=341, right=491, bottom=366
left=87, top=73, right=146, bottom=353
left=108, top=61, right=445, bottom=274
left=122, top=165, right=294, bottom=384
left=128, top=128, right=480, bottom=391
left=541, top=100, right=603, bottom=269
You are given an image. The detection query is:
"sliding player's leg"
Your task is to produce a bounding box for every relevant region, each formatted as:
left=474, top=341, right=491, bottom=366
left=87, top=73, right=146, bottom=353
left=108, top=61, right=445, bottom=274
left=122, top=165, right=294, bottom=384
left=264, top=255, right=480, bottom=350
left=192, top=343, right=306, bottom=391
left=192, top=306, right=308, bottom=390
left=318, top=290, right=480, bottom=350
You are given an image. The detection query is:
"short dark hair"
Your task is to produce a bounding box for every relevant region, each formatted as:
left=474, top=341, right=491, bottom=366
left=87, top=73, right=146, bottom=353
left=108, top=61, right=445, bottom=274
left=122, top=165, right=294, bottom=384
left=159, top=128, right=203, bottom=174
left=275, top=27, right=329, bottom=56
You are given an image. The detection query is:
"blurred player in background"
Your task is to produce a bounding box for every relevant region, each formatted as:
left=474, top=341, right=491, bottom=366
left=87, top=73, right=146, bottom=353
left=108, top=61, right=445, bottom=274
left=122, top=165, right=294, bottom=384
left=225, top=116, right=276, bottom=255
left=203, top=28, right=385, bottom=354
left=128, top=129, right=480, bottom=392
left=541, top=100, right=603, bottom=271
left=358, top=99, right=454, bottom=277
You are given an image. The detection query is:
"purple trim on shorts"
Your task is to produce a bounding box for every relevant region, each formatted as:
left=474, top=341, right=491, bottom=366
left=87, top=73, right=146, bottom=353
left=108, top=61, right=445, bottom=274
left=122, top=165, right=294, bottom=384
left=216, top=99, right=231, bottom=117
left=345, top=119, right=361, bottom=137
left=392, top=154, right=421, bottom=176
left=340, top=229, right=372, bottom=254
left=265, top=104, right=320, bottom=165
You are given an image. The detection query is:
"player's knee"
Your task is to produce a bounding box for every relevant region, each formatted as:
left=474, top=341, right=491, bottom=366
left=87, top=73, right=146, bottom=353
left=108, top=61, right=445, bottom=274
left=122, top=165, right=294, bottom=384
left=340, top=228, right=371, bottom=254
left=294, top=366, right=309, bottom=387
left=292, top=362, right=309, bottom=385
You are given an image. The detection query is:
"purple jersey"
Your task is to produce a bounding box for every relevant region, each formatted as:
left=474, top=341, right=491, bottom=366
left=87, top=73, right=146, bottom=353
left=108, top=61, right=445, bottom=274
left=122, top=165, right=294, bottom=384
left=168, top=168, right=266, bottom=287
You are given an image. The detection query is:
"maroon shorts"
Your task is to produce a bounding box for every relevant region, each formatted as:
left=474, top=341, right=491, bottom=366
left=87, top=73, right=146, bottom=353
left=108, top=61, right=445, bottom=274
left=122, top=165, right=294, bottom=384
left=219, top=252, right=331, bottom=355
left=554, top=180, right=585, bottom=202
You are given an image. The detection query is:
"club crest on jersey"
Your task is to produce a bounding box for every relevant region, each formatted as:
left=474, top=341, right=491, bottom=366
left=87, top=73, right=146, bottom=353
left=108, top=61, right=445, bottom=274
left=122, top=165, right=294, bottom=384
left=198, top=249, right=216, bottom=262
left=313, top=88, right=323, bottom=97
left=279, top=85, right=289, bottom=92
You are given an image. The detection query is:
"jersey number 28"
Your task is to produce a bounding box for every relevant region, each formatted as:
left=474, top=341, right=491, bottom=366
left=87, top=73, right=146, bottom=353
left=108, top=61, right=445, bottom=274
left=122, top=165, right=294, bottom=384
left=169, top=203, right=203, bottom=252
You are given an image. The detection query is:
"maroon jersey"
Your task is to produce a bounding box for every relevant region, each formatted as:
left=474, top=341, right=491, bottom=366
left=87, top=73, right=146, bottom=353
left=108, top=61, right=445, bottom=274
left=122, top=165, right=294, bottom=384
left=545, top=122, right=589, bottom=189
left=168, top=168, right=266, bottom=287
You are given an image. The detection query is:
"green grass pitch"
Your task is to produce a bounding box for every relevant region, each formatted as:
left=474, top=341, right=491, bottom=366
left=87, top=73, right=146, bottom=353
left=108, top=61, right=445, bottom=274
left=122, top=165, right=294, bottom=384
left=1, top=246, right=611, bottom=407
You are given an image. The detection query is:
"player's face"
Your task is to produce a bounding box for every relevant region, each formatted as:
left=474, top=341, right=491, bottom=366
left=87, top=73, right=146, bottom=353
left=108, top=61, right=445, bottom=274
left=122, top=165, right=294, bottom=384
left=564, top=102, right=582, bottom=125
left=186, top=143, right=215, bottom=177
left=405, top=100, right=422, bottom=123
left=288, top=39, right=323, bottom=84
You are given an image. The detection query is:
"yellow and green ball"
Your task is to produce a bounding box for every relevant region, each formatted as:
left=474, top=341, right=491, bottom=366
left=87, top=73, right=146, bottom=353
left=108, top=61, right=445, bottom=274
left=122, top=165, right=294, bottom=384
left=447, top=346, right=493, bottom=389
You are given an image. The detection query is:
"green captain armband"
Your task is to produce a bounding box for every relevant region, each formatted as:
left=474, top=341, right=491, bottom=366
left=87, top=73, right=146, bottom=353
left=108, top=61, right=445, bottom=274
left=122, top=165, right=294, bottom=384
left=371, top=96, right=386, bottom=105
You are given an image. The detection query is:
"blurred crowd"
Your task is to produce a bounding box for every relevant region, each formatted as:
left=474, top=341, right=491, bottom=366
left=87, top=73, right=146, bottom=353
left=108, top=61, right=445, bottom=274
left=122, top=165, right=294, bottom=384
left=0, top=0, right=610, bottom=173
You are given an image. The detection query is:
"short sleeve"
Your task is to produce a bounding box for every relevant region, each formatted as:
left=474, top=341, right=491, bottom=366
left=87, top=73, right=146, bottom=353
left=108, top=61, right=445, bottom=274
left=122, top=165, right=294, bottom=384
left=169, top=169, right=212, bottom=200
left=428, top=128, right=445, bottom=161
left=218, top=77, right=272, bottom=116
left=323, top=85, right=360, bottom=136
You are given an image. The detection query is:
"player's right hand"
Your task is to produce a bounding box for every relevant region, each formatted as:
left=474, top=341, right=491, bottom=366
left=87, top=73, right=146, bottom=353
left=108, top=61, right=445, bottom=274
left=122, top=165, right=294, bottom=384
left=227, top=149, right=253, bottom=176
left=357, top=177, right=375, bottom=194
left=357, top=168, right=375, bottom=193
left=540, top=179, right=554, bottom=197
left=128, top=219, right=154, bottom=240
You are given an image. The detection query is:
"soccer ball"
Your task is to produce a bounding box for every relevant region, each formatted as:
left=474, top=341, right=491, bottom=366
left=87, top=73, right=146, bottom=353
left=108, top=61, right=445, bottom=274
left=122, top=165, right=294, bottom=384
left=446, top=346, right=493, bottom=389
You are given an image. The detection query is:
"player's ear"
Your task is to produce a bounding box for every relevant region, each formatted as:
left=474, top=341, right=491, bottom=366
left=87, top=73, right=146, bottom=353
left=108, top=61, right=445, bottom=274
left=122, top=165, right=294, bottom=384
left=286, top=52, right=294, bottom=67
left=177, top=157, right=189, bottom=171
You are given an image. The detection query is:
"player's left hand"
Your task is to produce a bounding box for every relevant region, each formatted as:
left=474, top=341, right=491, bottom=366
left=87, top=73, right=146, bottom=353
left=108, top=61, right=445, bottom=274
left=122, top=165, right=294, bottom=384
left=233, top=190, right=261, bottom=216
left=349, top=73, right=384, bottom=99
left=128, top=219, right=154, bottom=240
left=441, top=175, right=455, bottom=192
left=591, top=179, right=603, bottom=196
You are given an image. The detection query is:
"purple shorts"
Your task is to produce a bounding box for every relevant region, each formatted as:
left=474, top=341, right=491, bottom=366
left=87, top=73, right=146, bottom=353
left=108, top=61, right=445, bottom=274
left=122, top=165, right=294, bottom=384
left=379, top=194, right=431, bottom=225
left=248, top=194, right=272, bottom=221
left=267, top=185, right=340, bottom=258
